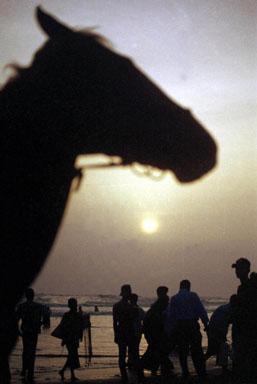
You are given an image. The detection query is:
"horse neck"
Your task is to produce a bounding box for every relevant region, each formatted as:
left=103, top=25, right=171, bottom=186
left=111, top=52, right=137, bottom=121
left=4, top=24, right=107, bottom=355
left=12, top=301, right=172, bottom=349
left=2, top=73, right=79, bottom=166
left=1, top=67, right=109, bottom=162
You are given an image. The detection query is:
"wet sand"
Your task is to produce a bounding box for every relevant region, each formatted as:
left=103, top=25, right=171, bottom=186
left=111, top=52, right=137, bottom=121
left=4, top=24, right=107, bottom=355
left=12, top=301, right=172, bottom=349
left=10, top=353, right=232, bottom=384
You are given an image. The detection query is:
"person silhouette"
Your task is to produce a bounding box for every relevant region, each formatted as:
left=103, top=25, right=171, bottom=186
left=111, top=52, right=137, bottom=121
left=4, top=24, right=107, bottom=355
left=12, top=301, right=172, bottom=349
left=78, top=305, right=92, bottom=364
left=166, top=280, right=208, bottom=382
left=205, top=296, right=235, bottom=372
left=58, top=298, right=84, bottom=381
left=16, top=288, right=50, bottom=383
left=127, top=294, right=145, bottom=369
left=142, top=286, right=173, bottom=378
left=231, top=258, right=257, bottom=381
left=113, top=285, right=143, bottom=383
left=78, top=306, right=91, bottom=329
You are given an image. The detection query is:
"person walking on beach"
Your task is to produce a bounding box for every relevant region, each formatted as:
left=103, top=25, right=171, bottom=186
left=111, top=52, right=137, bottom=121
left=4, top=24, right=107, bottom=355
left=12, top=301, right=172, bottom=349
left=113, top=285, right=143, bottom=383
left=231, top=258, right=257, bottom=382
left=166, top=280, right=209, bottom=382
left=58, top=298, right=84, bottom=381
left=16, top=288, right=50, bottom=383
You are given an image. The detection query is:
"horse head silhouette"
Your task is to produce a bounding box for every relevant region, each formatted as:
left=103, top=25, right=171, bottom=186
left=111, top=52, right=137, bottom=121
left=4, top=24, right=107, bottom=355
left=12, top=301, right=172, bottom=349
left=0, top=8, right=216, bottom=378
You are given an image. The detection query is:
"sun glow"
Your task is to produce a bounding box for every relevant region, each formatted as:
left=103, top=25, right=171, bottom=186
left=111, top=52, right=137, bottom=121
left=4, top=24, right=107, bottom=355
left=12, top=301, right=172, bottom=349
left=141, top=217, right=159, bottom=234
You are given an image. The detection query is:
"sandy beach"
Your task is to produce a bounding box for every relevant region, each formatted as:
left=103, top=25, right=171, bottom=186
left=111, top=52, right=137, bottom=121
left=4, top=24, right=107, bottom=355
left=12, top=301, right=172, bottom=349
left=10, top=351, right=231, bottom=384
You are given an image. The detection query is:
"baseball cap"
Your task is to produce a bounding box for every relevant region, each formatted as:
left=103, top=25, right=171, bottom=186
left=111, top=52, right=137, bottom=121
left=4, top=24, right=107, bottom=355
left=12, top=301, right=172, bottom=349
left=231, top=258, right=251, bottom=269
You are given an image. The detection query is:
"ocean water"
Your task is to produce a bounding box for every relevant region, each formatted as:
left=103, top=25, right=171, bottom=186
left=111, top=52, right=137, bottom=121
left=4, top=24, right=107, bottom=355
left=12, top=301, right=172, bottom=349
left=10, top=294, right=230, bottom=375
left=34, top=293, right=228, bottom=319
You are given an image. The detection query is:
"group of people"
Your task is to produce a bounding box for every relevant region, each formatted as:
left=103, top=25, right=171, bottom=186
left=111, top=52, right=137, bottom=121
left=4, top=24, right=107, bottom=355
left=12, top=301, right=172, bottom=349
left=15, top=290, right=91, bottom=383
left=112, top=281, right=208, bottom=383
left=13, top=257, right=256, bottom=383
left=112, top=257, right=257, bottom=383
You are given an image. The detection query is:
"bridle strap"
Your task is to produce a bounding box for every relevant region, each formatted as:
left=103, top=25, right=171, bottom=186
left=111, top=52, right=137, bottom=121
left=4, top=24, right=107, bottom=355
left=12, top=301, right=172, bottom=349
left=72, top=159, right=166, bottom=192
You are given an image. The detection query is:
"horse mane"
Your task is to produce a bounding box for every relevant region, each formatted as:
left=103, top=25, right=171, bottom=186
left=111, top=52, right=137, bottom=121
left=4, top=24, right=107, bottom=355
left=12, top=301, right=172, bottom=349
left=2, top=27, right=112, bottom=90
left=79, top=28, right=112, bottom=48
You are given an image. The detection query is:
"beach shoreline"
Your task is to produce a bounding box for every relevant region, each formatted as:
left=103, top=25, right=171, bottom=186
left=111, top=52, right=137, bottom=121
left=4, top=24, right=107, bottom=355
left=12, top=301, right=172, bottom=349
left=10, top=351, right=231, bottom=384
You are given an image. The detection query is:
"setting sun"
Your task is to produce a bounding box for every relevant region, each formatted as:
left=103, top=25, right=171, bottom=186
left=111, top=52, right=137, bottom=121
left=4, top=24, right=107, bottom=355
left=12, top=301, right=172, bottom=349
left=141, top=217, right=159, bottom=234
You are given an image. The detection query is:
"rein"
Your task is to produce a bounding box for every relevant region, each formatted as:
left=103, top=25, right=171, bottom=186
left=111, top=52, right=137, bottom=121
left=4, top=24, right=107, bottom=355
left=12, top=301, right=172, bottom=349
left=72, top=159, right=167, bottom=191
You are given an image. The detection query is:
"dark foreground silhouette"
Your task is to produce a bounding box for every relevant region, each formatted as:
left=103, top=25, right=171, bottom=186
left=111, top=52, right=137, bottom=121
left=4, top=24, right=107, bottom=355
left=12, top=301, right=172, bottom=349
left=0, top=7, right=216, bottom=382
left=16, top=288, right=50, bottom=382
left=231, top=258, right=257, bottom=382
left=56, top=298, right=84, bottom=382
left=111, top=273, right=256, bottom=384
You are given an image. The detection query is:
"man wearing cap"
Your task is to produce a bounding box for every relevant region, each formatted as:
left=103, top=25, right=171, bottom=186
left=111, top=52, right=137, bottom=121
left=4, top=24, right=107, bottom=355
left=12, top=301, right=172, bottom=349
left=232, top=258, right=251, bottom=294
left=113, top=285, right=142, bottom=383
left=231, top=258, right=257, bottom=382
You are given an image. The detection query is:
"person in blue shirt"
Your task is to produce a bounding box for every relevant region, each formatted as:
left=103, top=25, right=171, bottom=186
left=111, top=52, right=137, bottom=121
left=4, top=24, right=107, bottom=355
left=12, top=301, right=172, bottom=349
left=166, top=280, right=209, bottom=382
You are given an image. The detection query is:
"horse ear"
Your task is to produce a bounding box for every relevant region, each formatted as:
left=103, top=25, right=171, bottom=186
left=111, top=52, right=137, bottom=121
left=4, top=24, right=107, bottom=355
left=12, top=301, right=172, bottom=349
left=36, top=6, right=72, bottom=37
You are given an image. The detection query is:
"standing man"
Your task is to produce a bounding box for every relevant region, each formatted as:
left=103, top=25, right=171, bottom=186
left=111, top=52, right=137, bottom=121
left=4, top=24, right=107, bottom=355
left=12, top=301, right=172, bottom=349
left=113, top=285, right=142, bottom=383
left=231, top=258, right=257, bottom=382
left=166, top=280, right=208, bottom=382
left=129, top=293, right=145, bottom=367
left=16, top=288, right=50, bottom=383
left=142, top=286, right=173, bottom=378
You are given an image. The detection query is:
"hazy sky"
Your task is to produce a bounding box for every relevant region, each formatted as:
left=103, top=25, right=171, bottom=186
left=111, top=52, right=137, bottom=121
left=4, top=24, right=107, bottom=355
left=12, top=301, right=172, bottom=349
left=1, top=0, right=256, bottom=298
